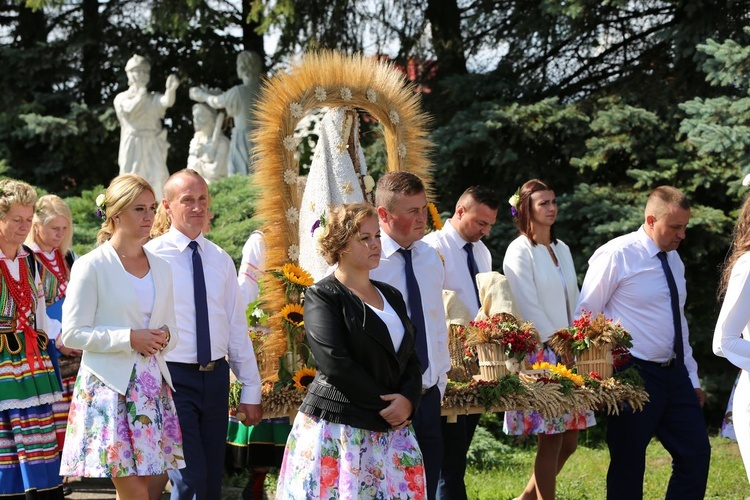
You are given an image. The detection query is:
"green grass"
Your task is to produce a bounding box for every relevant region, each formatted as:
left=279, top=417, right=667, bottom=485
left=465, top=435, right=749, bottom=500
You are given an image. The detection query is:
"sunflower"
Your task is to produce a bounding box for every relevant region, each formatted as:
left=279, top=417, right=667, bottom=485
left=282, top=263, right=314, bottom=287
left=280, top=303, right=304, bottom=327
left=292, top=366, right=317, bottom=390
left=548, top=363, right=585, bottom=387
left=428, top=202, right=443, bottom=231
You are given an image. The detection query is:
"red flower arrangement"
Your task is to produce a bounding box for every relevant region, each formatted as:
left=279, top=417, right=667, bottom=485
left=464, top=313, right=540, bottom=362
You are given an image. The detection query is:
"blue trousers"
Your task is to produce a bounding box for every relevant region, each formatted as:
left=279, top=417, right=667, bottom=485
left=606, top=359, right=710, bottom=500
left=413, top=386, right=444, bottom=500
left=437, top=413, right=480, bottom=500
left=167, top=359, right=230, bottom=500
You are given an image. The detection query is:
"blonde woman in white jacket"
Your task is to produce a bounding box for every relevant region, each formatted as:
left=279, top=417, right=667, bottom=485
left=503, top=179, right=595, bottom=500
left=60, top=174, right=183, bottom=500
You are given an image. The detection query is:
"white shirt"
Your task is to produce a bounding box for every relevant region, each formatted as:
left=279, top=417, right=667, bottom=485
left=714, top=252, right=750, bottom=372
left=423, top=219, right=492, bottom=316
left=577, top=226, right=700, bottom=387
left=145, top=226, right=262, bottom=404
left=370, top=231, right=450, bottom=395
left=503, top=235, right=579, bottom=341
left=238, top=231, right=265, bottom=309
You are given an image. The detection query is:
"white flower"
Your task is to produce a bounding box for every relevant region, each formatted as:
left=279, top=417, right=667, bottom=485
left=398, top=143, right=407, bottom=158
left=366, top=88, right=377, bottom=103
left=95, top=193, right=106, bottom=207
left=389, top=109, right=400, bottom=125
left=286, top=206, right=300, bottom=224
left=282, top=135, right=297, bottom=152
left=362, top=175, right=375, bottom=193
left=283, top=169, right=298, bottom=185
left=508, top=193, right=520, bottom=207
left=743, top=173, right=750, bottom=187
left=312, top=226, right=325, bottom=242
left=290, top=102, right=304, bottom=118
left=315, top=86, right=327, bottom=101
left=252, top=307, right=265, bottom=319
left=288, top=244, right=300, bottom=261
left=340, top=87, right=353, bottom=101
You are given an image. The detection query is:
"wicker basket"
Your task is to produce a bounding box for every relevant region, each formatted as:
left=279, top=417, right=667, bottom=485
left=447, top=324, right=479, bottom=382
left=575, top=344, right=613, bottom=378
left=476, top=343, right=526, bottom=380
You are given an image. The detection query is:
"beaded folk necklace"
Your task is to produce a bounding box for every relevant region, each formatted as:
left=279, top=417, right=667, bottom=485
left=0, top=257, right=43, bottom=372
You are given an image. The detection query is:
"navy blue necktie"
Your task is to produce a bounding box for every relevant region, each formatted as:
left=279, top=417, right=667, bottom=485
left=189, top=241, right=212, bottom=367
left=656, top=251, right=684, bottom=366
left=397, top=248, right=429, bottom=373
left=463, top=242, right=481, bottom=309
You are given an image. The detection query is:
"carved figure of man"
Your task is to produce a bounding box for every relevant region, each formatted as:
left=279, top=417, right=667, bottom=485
left=190, top=51, right=262, bottom=176
left=113, top=54, right=179, bottom=200
left=187, top=104, right=230, bottom=184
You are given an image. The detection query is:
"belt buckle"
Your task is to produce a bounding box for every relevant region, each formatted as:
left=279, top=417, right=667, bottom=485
left=199, top=361, right=216, bottom=372
left=422, top=386, right=431, bottom=395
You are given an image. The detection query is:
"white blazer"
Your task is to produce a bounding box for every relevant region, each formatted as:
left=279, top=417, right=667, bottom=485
left=61, top=241, right=178, bottom=395
left=502, top=235, right=579, bottom=341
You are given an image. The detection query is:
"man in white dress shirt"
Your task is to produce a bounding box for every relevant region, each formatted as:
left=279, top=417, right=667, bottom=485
left=577, top=186, right=710, bottom=500
left=370, top=171, right=451, bottom=499
left=146, top=169, right=262, bottom=499
left=423, top=185, right=498, bottom=500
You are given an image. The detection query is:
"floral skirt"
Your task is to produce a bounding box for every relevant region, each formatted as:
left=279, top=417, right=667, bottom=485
left=59, top=355, right=185, bottom=477
left=504, top=347, right=596, bottom=435
left=276, top=412, right=426, bottom=500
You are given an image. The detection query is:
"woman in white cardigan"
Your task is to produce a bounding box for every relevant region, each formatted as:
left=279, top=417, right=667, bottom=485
left=714, top=195, right=750, bottom=483
left=503, top=179, right=595, bottom=500
left=59, top=174, right=183, bottom=499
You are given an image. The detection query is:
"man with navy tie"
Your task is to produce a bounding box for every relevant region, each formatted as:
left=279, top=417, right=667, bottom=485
left=423, top=185, right=499, bottom=500
left=146, top=169, right=262, bottom=499
left=370, top=171, right=451, bottom=499
left=578, top=186, right=710, bottom=500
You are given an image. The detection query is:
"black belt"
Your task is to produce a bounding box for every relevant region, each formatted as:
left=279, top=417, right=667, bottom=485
left=169, top=358, right=225, bottom=372
left=632, top=356, right=675, bottom=368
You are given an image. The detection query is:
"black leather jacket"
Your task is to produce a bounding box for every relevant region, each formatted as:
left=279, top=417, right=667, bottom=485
left=299, top=274, right=423, bottom=432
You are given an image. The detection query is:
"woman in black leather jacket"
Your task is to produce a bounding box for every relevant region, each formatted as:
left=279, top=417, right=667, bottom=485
left=276, top=203, right=426, bottom=499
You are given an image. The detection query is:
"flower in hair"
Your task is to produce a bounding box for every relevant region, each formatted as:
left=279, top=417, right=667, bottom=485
left=508, top=188, right=520, bottom=218
left=311, top=214, right=326, bottom=242
left=95, top=193, right=107, bottom=220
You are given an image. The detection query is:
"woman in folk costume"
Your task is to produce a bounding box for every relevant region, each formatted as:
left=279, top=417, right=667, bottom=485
left=0, top=180, right=65, bottom=499
left=24, top=195, right=81, bottom=455
left=298, top=107, right=373, bottom=280
left=59, top=174, right=183, bottom=499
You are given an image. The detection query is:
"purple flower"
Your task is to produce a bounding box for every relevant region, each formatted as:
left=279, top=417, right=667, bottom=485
left=510, top=206, right=518, bottom=218
left=163, top=414, right=181, bottom=440
left=310, top=219, right=321, bottom=235
left=390, top=432, right=410, bottom=451
left=139, top=371, right=160, bottom=398
left=95, top=208, right=105, bottom=219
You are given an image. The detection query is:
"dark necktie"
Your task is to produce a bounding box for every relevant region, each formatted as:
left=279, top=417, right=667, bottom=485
left=189, top=240, right=212, bottom=367
left=396, top=248, right=429, bottom=373
left=463, top=242, right=481, bottom=309
left=656, top=251, right=684, bottom=366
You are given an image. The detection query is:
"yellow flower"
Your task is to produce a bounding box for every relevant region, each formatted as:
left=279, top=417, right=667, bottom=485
left=282, top=263, right=313, bottom=287
left=280, top=303, right=304, bottom=327
left=532, top=361, right=552, bottom=370
left=293, top=366, right=317, bottom=390
left=548, top=363, right=584, bottom=387
left=428, top=202, right=443, bottom=231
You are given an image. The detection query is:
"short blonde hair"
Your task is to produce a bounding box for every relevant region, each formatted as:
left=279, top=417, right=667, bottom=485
left=26, top=194, right=73, bottom=255
left=0, top=179, right=37, bottom=219
left=318, top=203, right=378, bottom=265
left=97, top=174, right=155, bottom=245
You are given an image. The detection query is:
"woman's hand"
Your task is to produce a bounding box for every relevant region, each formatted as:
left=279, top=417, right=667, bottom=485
left=130, top=328, right=170, bottom=357
left=55, top=338, right=82, bottom=358
left=379, top=393, right=414, bottom=430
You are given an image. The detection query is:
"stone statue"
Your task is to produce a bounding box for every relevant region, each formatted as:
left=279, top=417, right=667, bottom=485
left=189, top=51, right=262, bottom=176
left=187, top=103, right=230, bottom=184
left=113, top=54, right=179, bottom=200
